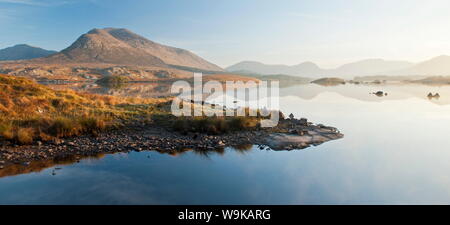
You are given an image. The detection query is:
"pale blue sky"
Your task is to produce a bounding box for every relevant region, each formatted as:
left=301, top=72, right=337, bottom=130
left=1, top=0, right=450, bottom=68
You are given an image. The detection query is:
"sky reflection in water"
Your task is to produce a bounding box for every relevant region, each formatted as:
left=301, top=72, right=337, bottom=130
left=1, top=84, right=450, bottom=204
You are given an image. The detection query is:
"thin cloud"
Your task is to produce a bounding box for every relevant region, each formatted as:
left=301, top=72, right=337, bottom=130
left=0, top=8, right=15, bottom=20
left=0, top=0, right=44, bottom=5
left=287, top=12, right=351, bottom=24
left=0, top=0, right=72, bottom=6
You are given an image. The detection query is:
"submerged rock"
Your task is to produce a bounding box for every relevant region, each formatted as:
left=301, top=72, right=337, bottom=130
left=299, top=118, right=308, bottom=126
left=427, top=92, right=440, bottom=99
left=373, top=91, right=385, bottom=97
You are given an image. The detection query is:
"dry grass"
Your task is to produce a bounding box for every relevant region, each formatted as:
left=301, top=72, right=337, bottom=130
left=0, top=74, right=286, bottom=144
left=0, top=74, right=170, bottom=144
left=164, top=103, right=283, bottom=135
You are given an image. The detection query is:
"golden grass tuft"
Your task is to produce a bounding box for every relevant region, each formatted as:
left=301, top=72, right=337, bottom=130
left=17, top=128, right=34, bottom=144
left=0, top=122, right=14, bottom=140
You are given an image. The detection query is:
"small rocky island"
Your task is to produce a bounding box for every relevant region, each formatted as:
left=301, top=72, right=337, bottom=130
left=311, top=77, right=346, bottom=86
left=0, top=111, right=343, bottom=167
left=372, top=91, right=388, bottom=97
left=427, top=92, right=440, bottom=99
left=0, top=74, right=343, bottom=169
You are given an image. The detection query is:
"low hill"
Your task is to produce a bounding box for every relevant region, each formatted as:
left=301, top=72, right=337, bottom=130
left=409, top=76, right=450, bottom=85
left=0, top=44, right=56, bottom=61
left=311, top=77, right=346, bottom=86
left=0, top=63, right=192, bottom=81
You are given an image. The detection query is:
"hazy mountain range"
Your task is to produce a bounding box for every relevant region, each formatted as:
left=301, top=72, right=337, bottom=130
left=392, top=55, right=450, bottom=76
left=3, top=29, right=450, bottom=79
left=227, top=56, right=450, bottom=78
left=0, top=44, right=56, bottom=61
left=0, top=28, right=222, bottom=72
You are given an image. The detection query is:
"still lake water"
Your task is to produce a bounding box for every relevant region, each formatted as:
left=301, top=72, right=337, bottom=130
left=1, top=83, right=450, bottom=204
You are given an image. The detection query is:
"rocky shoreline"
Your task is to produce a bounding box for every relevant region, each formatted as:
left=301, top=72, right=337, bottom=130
left=0, top=118, right=343, bottom=169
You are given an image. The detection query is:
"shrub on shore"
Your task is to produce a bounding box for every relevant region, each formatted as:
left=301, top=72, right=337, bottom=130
left=17, top=128, right=34, bottom=144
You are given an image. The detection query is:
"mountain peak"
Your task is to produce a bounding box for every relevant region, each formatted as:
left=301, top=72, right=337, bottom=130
left=236, top=61, right=265, bottom=65
left=13, top=44, right=32, bottom=48
left=298, top=61, right=317, bottom=65
left=86, top=27, right=130, bottom=33
left=295, top=61, right=319, bottom=68
left=39, top=28, right=222, bottom=71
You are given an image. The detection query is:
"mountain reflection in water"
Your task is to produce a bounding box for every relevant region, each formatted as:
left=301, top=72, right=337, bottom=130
left=45, top=82, right=450, bottom=105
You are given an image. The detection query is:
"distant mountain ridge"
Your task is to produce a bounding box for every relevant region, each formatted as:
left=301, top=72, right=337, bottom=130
left=226, top=61, right=326, bottom=77
left=31, top=28, right=223, bottom=72
left=333, top=59, right=413, bottom=76
left=390, top=55, right=450, bottom=76
left=227, top=59, right=416, bottom=78
left=228, top=56, right=450, bottom=78
left=0, top=44, right=56, bottom=61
